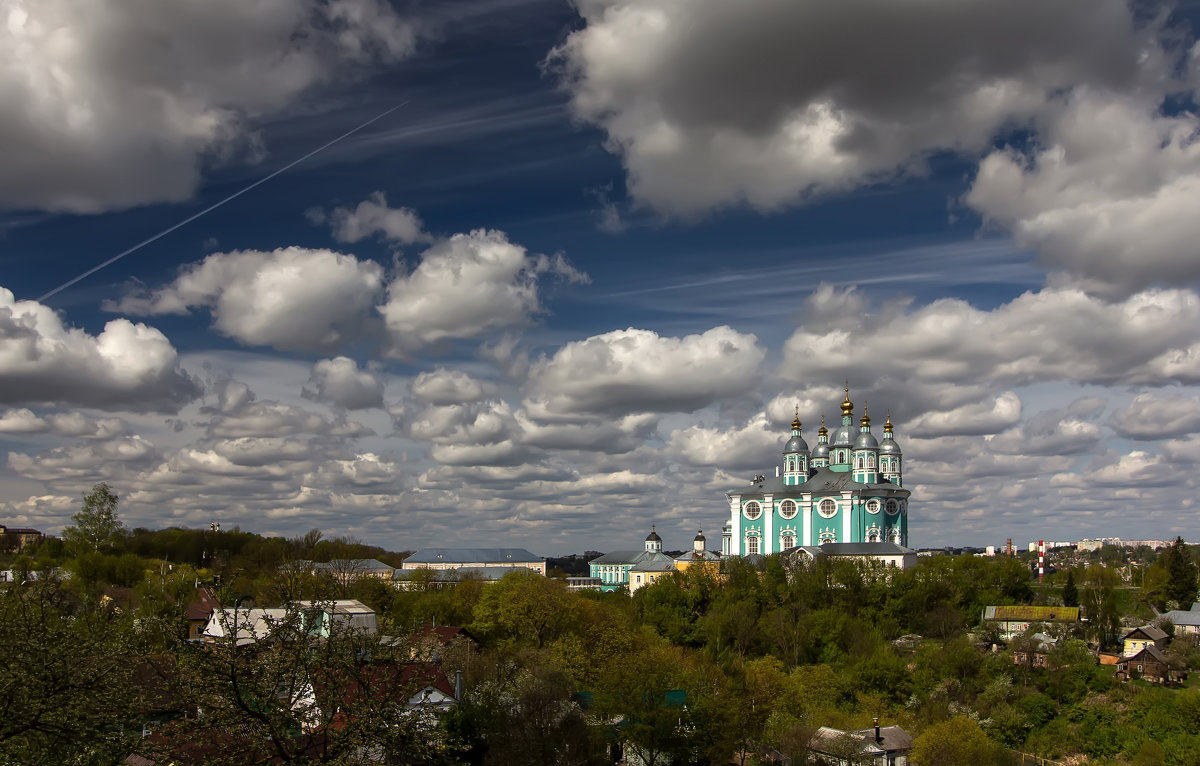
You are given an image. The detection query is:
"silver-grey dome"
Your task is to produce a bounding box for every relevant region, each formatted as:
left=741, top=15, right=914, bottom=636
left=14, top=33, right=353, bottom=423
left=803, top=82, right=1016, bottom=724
left=784, top=435, right=810, bottom=453
left=830, top=425, right=855, bottom=447
left=879, top=437, right=902, bottom=455
left=812, top=442, right=830, bottom=458
left=854, top=431, right=878, bottom=450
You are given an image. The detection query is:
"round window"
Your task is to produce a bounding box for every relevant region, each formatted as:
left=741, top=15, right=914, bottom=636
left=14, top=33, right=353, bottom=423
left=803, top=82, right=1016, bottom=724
left=866, top=499, right=881, bottom=514
left=744, top=501, right=762, bottom=520
left=779, top=499, right=798, bottom=519
left=818, top=498, right=837, bottom=518
left=885, top=499, right=899, bottom=515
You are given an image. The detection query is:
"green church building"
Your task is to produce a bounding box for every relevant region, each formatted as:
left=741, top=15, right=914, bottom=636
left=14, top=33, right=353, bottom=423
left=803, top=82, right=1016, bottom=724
left=722, top=387, right=910, bottom=556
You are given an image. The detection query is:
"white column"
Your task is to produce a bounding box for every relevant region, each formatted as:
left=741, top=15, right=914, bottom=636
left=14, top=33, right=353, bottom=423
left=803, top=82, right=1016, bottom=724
left=802, top=493, right=812, bottom=546
left=763, top=495, right=774, bottom=554
left=729, top=495, right=741, bottom=556
left=842, top=491, right=853, bottom=542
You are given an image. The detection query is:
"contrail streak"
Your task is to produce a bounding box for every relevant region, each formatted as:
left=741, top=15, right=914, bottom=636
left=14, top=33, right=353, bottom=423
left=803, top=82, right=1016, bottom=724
left=38, top=101, right=410, bottom=303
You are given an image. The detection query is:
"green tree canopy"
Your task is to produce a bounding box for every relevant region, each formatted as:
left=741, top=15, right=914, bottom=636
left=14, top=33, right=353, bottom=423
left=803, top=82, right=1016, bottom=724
left=63, top=482, right=126, bottom=554
left=1160, top=537, right=1199, bottom=607
left=1061, top=570, right=1079, bottom=608
left=910, top=715, right=1005, bottom=766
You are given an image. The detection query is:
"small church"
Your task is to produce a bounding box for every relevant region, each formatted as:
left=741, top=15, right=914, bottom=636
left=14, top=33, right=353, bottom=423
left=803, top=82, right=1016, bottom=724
left=722, top=387, right=911, bottom=556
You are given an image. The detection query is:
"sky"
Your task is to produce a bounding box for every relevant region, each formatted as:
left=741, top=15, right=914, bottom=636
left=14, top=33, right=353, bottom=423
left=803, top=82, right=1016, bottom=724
left=3, top=0, right=1200, bottom=554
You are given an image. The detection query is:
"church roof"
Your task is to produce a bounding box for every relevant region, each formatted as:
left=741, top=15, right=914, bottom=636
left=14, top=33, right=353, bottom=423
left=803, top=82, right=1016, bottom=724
left=590, top=549, right=664, bottom=566
left=675, top=549, right=722, bottom=563
left=631, top=555, right=677, bottom=572
left=728, top=466, right=908, bottom=498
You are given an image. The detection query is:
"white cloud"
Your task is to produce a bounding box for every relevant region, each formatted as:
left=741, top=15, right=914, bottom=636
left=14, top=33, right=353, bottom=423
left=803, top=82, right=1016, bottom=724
left=908, top=392, right=1022, bottom=438
left=381, top=230, right=588, bottom=356
left=987, top=399, right=1104, bottom=456
left=0, top=408, right=126, bottom=439
left=0, top=0, right=419, bottom=212
left=550, top=0, right=1152, bottom=215
left=527, top=325, right=765, bottom=416
left=1110, top=391, right=1200, bottom=440
left=8, top=435, right=158, bottom=481
left=111, top=247, right=385, bottom=352
left=312, top=191, right=430, bottom=245
left=0, top=287, right=197, bottom=411
left=667, top=412, right=779, bottom=468
left=302, top=357, right=384, bottom=410
left=781, top=284, right=1200, bottom=389
left=967, top=93, right=1200, bottom=296
left=410, top=368, right=492, bottom=405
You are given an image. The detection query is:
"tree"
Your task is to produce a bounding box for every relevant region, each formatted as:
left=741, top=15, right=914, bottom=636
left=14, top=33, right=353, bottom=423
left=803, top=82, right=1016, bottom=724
left=1161, top=537, right=1199, bottom=607
left=1061, top=570, right=1079, bottom=608
left=909, top=715, right=1005, bottom=766
left=0, top=577, right=144, bottom=764
left=63, top=482, right=126, bottom=554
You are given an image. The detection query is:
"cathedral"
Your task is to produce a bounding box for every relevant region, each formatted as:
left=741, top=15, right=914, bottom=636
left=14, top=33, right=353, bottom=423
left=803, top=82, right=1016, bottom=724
left=722, top=387, right=910, bottom=556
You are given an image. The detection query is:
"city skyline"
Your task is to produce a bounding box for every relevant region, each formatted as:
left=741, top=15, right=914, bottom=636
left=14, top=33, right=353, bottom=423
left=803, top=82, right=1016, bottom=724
left=3, top=0, right=1200, bottom=552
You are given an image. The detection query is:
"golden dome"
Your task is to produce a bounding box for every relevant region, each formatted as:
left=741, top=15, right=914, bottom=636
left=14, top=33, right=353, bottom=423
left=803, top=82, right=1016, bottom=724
left=860, top=401, right=871, bottom=429
left=884, top=410, right=894, bottom=434
left=840, top=384, right=854, bottom=417
left=791, top=405, right=802, bottom=432
left=818, top=413, right=828, bottom=436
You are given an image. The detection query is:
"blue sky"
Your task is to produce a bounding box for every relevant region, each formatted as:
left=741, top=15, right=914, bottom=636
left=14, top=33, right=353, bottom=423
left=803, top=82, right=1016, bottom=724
left=3, top=0, right=1200, bottom=553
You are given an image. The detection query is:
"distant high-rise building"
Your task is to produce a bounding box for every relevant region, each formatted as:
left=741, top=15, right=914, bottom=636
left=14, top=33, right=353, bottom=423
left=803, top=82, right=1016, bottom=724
left=722, top=386, right=910, bottom=556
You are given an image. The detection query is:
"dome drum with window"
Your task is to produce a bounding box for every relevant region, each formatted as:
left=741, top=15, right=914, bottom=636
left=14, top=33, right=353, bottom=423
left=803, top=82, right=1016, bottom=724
left=721, top=386, right=911, bottom=557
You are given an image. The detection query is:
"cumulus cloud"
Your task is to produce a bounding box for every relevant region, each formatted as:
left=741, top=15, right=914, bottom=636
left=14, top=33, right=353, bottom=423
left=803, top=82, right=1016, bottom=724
left=987, top=399, right=1105, bottom=456
left=550, top=0, right=1151, bottom=215
left=110, top=247, right=385, bottom=352
left=908, top=392, right=1023, bottom=438
left=0, top=0, right=419, bottom=212
left=410, top=368, right=492, bottom=406
left=311, top=192, right=430, bottom=245
left=527, top=326, right=766, bottom=417
left=8, top=435, right=159, bottom=482
left=381, top=229, right=588, bottom=356
left=0, top=288, right=198, bottom=411
left=1110, top=391, right=1200, bottom=440
left=0, top=408, right=126, bottom=439
left=782, top=284, right=1200, bottom=389
left=302, top=357, right=384, bottom=410
left=667, top=412, right=779, bottom=469
left=967, top=92, right=1200, bottom=296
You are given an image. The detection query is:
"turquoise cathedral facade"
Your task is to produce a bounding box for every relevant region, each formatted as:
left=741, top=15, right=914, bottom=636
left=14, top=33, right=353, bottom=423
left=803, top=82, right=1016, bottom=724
left=722, top=388, right=910, bottom=556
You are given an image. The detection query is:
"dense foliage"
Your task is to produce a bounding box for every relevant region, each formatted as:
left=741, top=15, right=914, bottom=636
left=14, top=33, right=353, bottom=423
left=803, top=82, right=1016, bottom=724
left=4, top=486, right=1200, bottom=764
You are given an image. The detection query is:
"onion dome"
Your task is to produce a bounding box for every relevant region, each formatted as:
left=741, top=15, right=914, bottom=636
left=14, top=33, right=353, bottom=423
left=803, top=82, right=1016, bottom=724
left=694, top=530, right=706, bottom=543
left=812, top=414, right=830, bottom=458
left=784, top=434, right=810, bottom=453
left=646, top=525, right=662, bottom=543
left=840, top=384, right=854, bottom=417
left=880, top=411, right=902, bottom=455
left=830, top=424, right=855, bottom=447
left=855, top=405, right=878, bottom=449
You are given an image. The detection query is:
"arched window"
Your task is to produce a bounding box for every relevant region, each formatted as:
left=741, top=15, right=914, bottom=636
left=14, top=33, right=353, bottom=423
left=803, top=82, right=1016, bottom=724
left=744, top=501, right=762, bottom=520
left=857, top=456, right=864, bottom=469
left=746, top=536, right=760, bottom=555
left=818, top=498, right=837, bottom=518
left=779, top=500, right=798, bottom=519
left=867, top=531, right=879, bottom=543
left=780, top=532, right=796, bottom=550
left=819, top=531, right=836, bottom=544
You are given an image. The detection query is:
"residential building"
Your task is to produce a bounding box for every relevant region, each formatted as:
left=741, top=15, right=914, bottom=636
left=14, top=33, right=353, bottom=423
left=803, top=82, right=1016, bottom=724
left=784, top=542, right=918, bottom=571
left=807, top=721, right=912, bottom=765
left=184, top=587, right=220, bottom=643
left=401, top=548, right=545, bottom=576
left=0, top=524, right=43, bottom=552
left=724, top=388, right=910, bottom=556
left=1115, top=645, right=1186, bottom=684
left=1121, top=625, right=1168, bottom=658
left=981, top=606, right=1081, bottom=640
left=202, top=600, right=376, bottom=645
left=1159, top=602, right=1200, bottom=635
left=313, top=558, right=395, bottom=585
left=588, top=527, right=677, bottom=592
